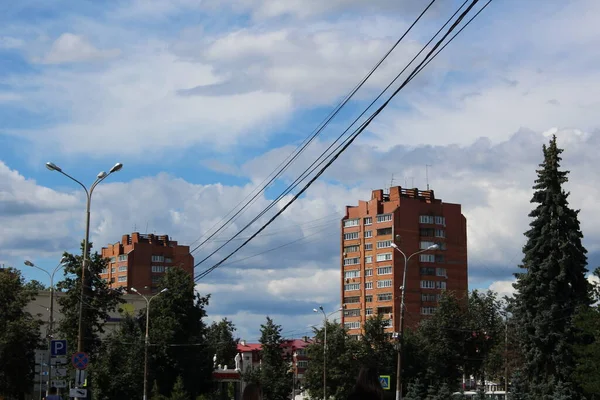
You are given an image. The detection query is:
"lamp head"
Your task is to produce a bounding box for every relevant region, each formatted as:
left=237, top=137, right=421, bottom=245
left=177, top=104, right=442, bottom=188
left=97, top=171, right=107, bottom=179
left=130, top=287, right=139, bottom=293
left=395, top=234, right=401, bottom=242
left=159, top=288, right=168, bottom=294
left=24, top=260, right=35, bottom=267
left=45, top=162, right=62, bottom=172
left=59, top=256, right=67, bottom=264
left=319, top=305, right=324, bottom=311
left=109, top=163, right=123, bottom=173
left=428, top=244, right=440, bottom=250
left=390, top=243, right=399, bottom=249
left=313, top=308, right=318, bottom=313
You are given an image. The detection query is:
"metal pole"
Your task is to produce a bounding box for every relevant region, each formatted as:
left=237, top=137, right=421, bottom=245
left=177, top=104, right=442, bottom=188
left=143, top=296, right=150, bottom=400
left=395, top=253, right=408, bottom=400
left=77, top=194, right=91, bottom=353
left=504, top=316, right=508, bottom=394
left=47, top=275, right=55, bottom=395
left=323, top=316, right=327, bottom=400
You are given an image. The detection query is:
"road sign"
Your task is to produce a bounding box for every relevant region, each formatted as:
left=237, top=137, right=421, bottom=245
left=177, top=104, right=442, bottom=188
left=75, top=370, right=86, bottom=387
left=51, top=357, right=68, bottom=365
left=71, top=352, right=89, bottom=370
left=51, top=380, right=67, bottom=388
left=379, top=375, right=391, bottom=390
left=69, top=388, right=87, bottom=398
left=55, top=368, right=68, bottom=377
left=51, top=340, right=67, bottom=356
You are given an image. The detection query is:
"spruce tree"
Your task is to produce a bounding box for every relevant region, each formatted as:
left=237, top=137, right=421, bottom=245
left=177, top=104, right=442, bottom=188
left=257, top=317, right=292, bottom=400
left=511, top=135, right=591, bottom=395
left=170, top=376, right=189, bottom=400
left=403, top=379, right=426, bottom=400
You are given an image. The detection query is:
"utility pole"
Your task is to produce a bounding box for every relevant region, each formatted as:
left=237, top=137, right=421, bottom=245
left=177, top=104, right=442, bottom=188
left=504, top=316, right=509, bottom=394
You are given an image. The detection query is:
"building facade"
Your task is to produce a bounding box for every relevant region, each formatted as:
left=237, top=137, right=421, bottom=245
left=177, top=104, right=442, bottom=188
left=100, top=232, right=194, bottom=294
left=340, top=186, right=468, bottom=337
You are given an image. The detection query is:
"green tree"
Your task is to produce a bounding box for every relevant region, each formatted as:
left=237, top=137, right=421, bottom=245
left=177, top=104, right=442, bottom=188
left=24, top=279, right=47, bottom=291
left=0, top=268, right=43, bottom=399
left=304, top=321, right=361, bottom=400
left=151, top=380, right=167, bottom=400
left=511, top=136, right=591, bottom=396
left=206, top=318, right=238, bottom=368
left=404, top=378, right=426, bottom=400
left=170, top=376, right=189, bottom=400
left=91, top=314, right=144, bottom=400
left=359, top=314, right=395, bottom=375
left=56, top=243, right=124, bottom=356
left=255, top=317, right=292, bottom=400
left=146, top=267, right=213, bottom=399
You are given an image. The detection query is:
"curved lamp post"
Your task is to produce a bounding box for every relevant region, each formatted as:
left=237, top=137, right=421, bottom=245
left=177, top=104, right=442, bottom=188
left=391, top=241, right=439, bottom=400
left=131, top=287, right=168, bottom=400
left=24, top=257, right=67, bottom=397
left=312, top=306, right=342, bottom=400
left=46, top=161, right=122, bottom=355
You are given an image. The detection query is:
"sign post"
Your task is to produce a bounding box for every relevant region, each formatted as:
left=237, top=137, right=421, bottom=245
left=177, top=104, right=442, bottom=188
left=71, top=352, right=89, bottom=399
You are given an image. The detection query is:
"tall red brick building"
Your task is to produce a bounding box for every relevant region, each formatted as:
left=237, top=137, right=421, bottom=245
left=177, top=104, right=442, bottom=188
left=340, top=186, right=467, bottom=337
left=101, top=232, right=194, bottom=294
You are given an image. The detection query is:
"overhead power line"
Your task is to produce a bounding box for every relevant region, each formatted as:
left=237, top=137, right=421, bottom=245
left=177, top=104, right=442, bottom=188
left=187, top=0, right=438, bottom=258
left=195, top=0, right=492, bottom=282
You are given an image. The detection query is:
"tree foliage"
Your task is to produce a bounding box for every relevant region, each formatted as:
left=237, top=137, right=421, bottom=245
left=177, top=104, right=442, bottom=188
left=253, top=317, right=292, bottom=400
left=511, top=136, right=591, bottom=396
left=206, top=318, right=238, bottom=368
left=0, top=268, right=43, bottom=399
left=56, top=243, right=124, bottom=356
left=170, top=376, right=189, bottom=400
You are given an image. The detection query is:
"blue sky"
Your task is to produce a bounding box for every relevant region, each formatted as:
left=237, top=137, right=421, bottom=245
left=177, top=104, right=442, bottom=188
left=2, top=0, right=600, bottom=340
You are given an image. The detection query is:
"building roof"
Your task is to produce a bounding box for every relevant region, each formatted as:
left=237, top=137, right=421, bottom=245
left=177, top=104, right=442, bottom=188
left=236, top=338, right=313, bottom=353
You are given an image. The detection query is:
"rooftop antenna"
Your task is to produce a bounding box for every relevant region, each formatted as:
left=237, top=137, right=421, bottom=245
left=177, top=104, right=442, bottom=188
left=390, top=173, right=395, bottom=189
left=133, top=223, right=136, bottom=232
left=145, top=221, right=149, bottom=234
left=426, top=164, right=432, bottom=190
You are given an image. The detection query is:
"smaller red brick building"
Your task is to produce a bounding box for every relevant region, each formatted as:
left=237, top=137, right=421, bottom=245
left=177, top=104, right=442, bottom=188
left=100, top=232, right=194, bottom=294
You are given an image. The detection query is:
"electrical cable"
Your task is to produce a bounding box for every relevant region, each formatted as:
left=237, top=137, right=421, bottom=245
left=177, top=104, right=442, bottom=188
left=187, top=0, right=438, bottom=256
left=191, top=0, right=471, bottom=273
left=195, top=0, right=491, bottom=282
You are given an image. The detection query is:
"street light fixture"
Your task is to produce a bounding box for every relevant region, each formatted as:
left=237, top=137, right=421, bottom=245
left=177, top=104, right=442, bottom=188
left=131, top=287, right=168, bottom=400
left=46, top=161, right=123, bottom=355
left=390, top=241, right=439, bottom=400
left=24, top=256, right=67, bottom=397
left=313, top=306, right=343, bottom=400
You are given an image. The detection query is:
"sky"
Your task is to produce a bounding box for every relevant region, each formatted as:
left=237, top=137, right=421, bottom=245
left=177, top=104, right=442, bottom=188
left=1, top=0, right=600, bottom=341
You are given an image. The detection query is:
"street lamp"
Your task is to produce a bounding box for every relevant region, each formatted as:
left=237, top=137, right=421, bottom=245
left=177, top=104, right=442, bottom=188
left=24, top=256, right=67, bottom=397
left=131, top=287, right=168, bottom=400
left=46, top=161, right=122, bottom=354
left=390, top=241, right=439, bottom=400
left=312, top=306, right=342, bottom=400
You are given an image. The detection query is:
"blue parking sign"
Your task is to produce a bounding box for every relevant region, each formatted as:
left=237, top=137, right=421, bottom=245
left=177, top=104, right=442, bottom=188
left=51, top=340, right=67, bottom=356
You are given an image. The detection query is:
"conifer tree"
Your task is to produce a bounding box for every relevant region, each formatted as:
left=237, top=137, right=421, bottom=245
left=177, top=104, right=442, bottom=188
left=256, top=317, right=292, bottom=400
left=403, top=379, right=426, bottom=400
left=511, top=135, right=591, bottom=395
left=170, top=376, right=189, bottom=400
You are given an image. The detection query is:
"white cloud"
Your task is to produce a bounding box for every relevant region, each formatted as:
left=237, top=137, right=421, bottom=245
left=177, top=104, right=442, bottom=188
left=0, top=36, right=24, bottom=49
left=40, top=33, right=121, bottom=64
left=488, top=280, right=516, bottom=300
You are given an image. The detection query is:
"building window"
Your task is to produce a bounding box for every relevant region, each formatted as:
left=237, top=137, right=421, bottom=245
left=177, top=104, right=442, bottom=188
left=111, top=267, right=116, bottom=273
left=344, top=296, right=360, bottom=304
left=152, top=255, right=164, bottom=262
left=344, top=270, right=360, bottom=279
left=345, top=321, right=360, bottom=330
left=365, top=281, right=373, bottom=290
left=420, top=280, right=435, bottom=289
left=344, top=245, right=359, bottom=253
left=117, top=276, right=127, bottom=282
left=110, top=257, right=116, bottom=263
left=378, top=306, right=392, bottom=314
left=376, top=253, right=392, bottom=262
left=297, top=360, right=309, bottom=368
left=343, top=257, right=360, bottom=266
left=344, top=284, right=360, bottom=291
left=118, top=266, right=127, bottom=272
left=436, top=268, right=447, bottom=277
left=377, top=293, right=393, bottom=301
left=344, top=232, right=359, bottom=241
left=364, top=230, right=373, bottom=238
left=377, top=227, right=392, bottom=236
left=377, top=266, right=392, bottom=275
left=420, top=267, right=435, bottom=276
left=377, top=279, right=393, bottom=288
left=364, top=243, right=373, bottom=251
left=365, top=256, right=373, bottom=264
left=364, top=217, right=372, bottom=225
left=422, top=293, right=436, bottom=302
left=435, top=254, right=445, bottom=263
left=151, top=275, right=161, bottom=284
left=436, top=281, right=447, bottom=289
left=377, top=240, right=392, bottom=249
left=435, top=216, right=446, bottom=225
left=420, top=241, right=436, bottom=250
left=118, top=254, right=128, bottom=261
left=377, top=214, right=392, bottom=223
left=383, top=319, right=393, bottom=328
left=165, top=257, right=172, bottom=263
left=420, top=254, right=435, bottom=263
left=152, top=265, right=165, bottom=273
left=101, top=268, right=107, bottom=274
left=421, top=307, right=437, bottom=315
left=365, top=295, right=373, bottom=303
left=366, top=308, right=373, bottom=315
left=435, top=229, right=445, bottom=238
left=365, top=269, right=373, bottom=276
left=419, top=215, right=434, bottom=224
left=419, top=228, right=434, bottom=237
left=344, top=309, right=361, bottom=317
left=436, top=294, right=443, bottom=301
left=344, top=218, right=360, bottom=228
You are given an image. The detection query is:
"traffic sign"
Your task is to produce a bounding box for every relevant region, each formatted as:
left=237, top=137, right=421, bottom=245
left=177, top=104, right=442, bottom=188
left=55, top=368, right=68, bottom=377
left=51, top=340, right=67, bottom=356
left=379, top=375, right=391, bottom=390
left=70, top=388, right=87, bottom=398
left=75, top=370, right=87, bottom=387
left=51, top=357, right=68, bottom=365
left=51, top=380, right=67, bottom=388
left=71, top=352, right=90, bottom=370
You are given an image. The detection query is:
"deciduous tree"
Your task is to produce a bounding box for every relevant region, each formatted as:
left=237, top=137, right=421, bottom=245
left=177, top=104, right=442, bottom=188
left=206, top=318, right=238, bottom=368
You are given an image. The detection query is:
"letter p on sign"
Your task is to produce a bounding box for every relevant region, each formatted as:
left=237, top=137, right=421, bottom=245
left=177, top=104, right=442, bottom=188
left=51, top=340, right=67, bottom=356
